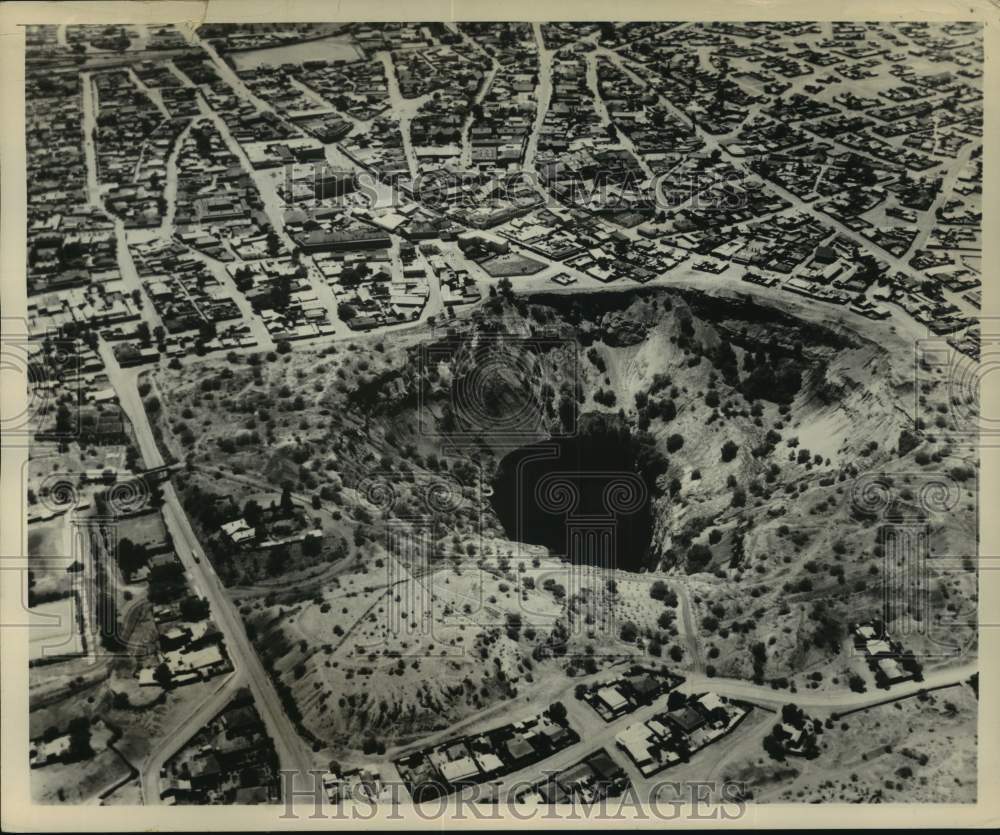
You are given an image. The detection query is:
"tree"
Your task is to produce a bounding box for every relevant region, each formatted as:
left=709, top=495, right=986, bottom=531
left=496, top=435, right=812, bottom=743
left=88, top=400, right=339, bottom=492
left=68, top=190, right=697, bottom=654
left=686, top=543, right=713, bottom=574
left=763, top=731, right=786, bottom=762
left=66, top=717, right=93, bottom=762
left=267, top=544, right=289, bottom=576
left=280, top=484, right=295, bottom=516
left=180, top=596, right=211, bottom=621
left=751, top=641, right=767, bottom=683
left=721, top=440, right=739, bottom=462
left=547, top=701, right=568, bottom=723
left=781, top=703, right=805, bottom=728
left=650, top=580, right=671, bottom=601
left=117, top=537, right=148, bottom=579
left=619, top=621, right=639, bottom=642
left=153, top=662, right=172, bottom=689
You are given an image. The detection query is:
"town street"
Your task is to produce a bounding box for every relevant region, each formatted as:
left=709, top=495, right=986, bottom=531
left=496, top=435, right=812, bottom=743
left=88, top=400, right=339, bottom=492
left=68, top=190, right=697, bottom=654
left=387, top=658, right=976, bottom=804
left=98, top=344, right=319, bottom=800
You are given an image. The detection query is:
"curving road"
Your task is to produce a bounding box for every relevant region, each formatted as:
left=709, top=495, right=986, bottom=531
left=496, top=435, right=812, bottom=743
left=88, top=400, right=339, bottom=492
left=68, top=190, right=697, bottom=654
left=400, top=659, right=977, bottom=801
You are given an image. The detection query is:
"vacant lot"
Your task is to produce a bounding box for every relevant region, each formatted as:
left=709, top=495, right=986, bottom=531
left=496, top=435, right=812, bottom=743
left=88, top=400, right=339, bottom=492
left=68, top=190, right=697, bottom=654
left=30, top=596, right=85, bottom=662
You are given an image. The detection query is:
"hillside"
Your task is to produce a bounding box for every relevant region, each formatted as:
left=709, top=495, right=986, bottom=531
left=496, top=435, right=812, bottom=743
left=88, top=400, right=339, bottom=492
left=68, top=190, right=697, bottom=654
left=149, top=287, right=978, bottom=753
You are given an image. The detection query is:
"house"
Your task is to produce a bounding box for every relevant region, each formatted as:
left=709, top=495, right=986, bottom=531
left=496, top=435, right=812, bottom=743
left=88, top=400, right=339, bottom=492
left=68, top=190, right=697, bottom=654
left=666, top=705, right=706, bottom=735
left=504, top=734, right=535, bottom=764
left=877, top=657, right=911, bottom=684
left=628, top=673, right=661, bottom=704
left=189, top=753, right=223, bottom=789
left=865, top=639, right=894, bottom=657
left=160, top=625, right=191, bottom=652
left=588, top=750, right=624, bottom=785
left=814, top=245, right=838, bottom=264
left=30, top=734, right=72, bottom=767
left=438, top=756, right=479, bottom=784
left=557, top=762, right=595, bottom=795
left=538, top=781, right=572, bottom=804
left=595, top=685, right=630, bottom=716
left=221, top=518, right=256, bottom=545
left=616, top=724, right=654, bottom=769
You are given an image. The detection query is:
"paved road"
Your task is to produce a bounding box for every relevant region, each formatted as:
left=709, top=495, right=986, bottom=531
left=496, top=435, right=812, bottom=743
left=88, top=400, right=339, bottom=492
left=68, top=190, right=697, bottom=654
left=402, top=659, right=976, bottom=801
left=138, top=672, right=244, bottom=801
left=101, top=346, right=318, bottom=801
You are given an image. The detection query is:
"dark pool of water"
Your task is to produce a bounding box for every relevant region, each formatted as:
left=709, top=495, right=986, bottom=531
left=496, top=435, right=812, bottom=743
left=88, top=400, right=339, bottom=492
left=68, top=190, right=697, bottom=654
left=490, top=417, right=658, bottom=572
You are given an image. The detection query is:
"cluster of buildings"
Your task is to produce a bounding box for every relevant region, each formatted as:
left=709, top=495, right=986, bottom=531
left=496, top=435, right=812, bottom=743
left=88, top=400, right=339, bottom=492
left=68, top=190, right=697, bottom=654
left=216, top=503, right=320, bottom=552
left=20, top=336, right=123, bottom=444
left=320, top=766, right=396, bottom=805
left=577, top=666, right=684, bottom=722
left=23, top=18, right=984, bottom=388
left=26, top=64, right=113, bottom=296
left=461, top=22, right=538, bottom=176
left=342, top=114, right=409, bottom=184
left=404, top=44, right=485, bottom=152
left=394, top=706, right=578, bottom=799
left=851, top=621, right=921, bottom=688
left=127, top=239, right=248, bottom=347
left=514, top=748, right=631, bottom=805
left=227, top=255, right=335, bottom=343
left=324, top=244, right=431, bottom=330
left=173, top=120, right=280, bottom=261
left=416, top=169, right=542, bottom=230
left=615, top=692, right=750, bottom=777
left=161, top=690, right=281, bottom=804
left=30, top=718, right=111, bottom=770
left=596, top=57, right=701, bottom=180
left=93, top=70, right=187, bottom=228
left=297, top=58, right=389, bottom=123
left=488, top=205, right=688, bottom=284
left=136, top=559, right=232, bottom=688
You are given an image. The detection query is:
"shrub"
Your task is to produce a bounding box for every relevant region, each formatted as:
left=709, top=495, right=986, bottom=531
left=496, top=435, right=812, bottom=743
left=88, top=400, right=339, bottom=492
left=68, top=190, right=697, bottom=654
left=619, top=622, right=639, bottom=642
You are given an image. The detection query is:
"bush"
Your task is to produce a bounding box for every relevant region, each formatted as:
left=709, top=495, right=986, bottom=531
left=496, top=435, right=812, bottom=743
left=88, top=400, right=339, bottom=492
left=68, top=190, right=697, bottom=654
left=897, top=429, right=920, bottom=456
left=619, top=622, right=639, bottom=643
left=594, top=388, right=617, bottom=407
left=650, top=580, right=671, bottom=601
left=180, top=595, right=210, bottom=621
left=686, top=543, right=713, bottom=574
